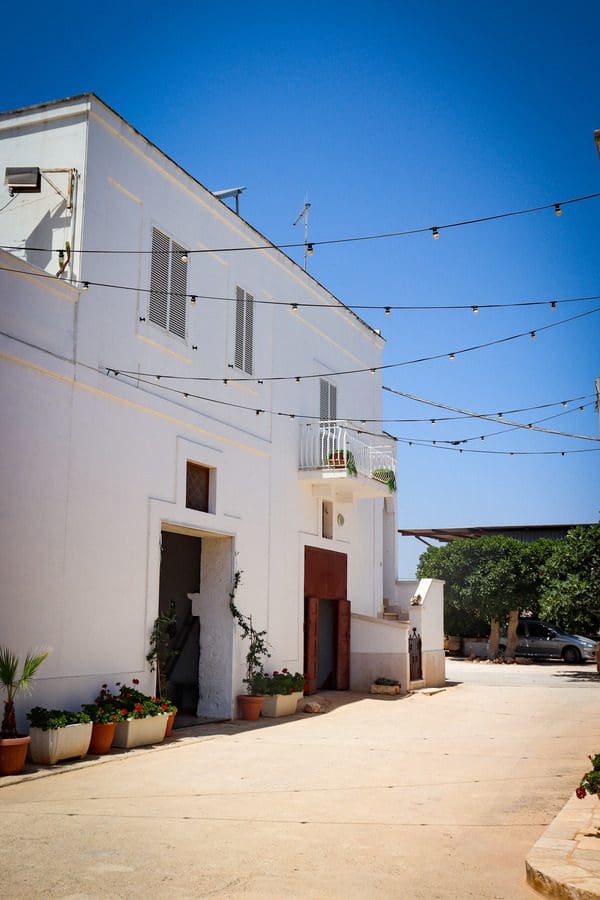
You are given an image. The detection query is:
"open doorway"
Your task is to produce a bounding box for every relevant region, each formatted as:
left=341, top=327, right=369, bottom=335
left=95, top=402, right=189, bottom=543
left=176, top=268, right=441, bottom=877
left=157, top=531, right=201, bottom=713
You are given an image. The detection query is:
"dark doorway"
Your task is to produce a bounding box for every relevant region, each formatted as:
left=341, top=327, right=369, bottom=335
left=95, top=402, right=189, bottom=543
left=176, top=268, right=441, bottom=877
left=158, top=531, right=201, bottom=713
left=304, top=546, right=350, bottom=693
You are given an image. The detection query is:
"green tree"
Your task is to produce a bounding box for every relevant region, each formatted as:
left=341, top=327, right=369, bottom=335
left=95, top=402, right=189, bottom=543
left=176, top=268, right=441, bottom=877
left=417, top=535, right=554, bottom=657
left=538, top=524, right=600, bottom=636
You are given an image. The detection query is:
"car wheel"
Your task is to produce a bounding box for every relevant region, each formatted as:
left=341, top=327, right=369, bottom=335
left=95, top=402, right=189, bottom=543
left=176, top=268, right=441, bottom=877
left=562, top=646, right=581, bottom=664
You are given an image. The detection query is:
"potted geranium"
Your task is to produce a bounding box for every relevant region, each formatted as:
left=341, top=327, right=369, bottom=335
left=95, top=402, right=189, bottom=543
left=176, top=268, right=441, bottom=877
left=27, top=707, right=92, bottom=765
left=83, top=686, right=127, bottom=755
left=260, top=670, right=298, bottom=718
left=110, top=680, right=169, bottom=749
left=575, top=753, right=600, bottom=800
left=0, top=646, right=48, bottom=775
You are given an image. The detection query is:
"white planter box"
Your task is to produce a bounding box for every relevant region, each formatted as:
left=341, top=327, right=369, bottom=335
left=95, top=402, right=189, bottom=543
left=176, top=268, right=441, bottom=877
left=113, top=715, right=168, bottom=749
left=261, top=693, right=298, bottom=718
left=29, top=722, right=93, bottom=765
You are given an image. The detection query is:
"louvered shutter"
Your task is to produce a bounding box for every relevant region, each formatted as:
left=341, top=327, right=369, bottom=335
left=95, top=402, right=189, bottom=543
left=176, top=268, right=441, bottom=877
left=320, top=379, right=337, bottom=421
left=169, top=241, right=187, bottom=339
left=244, top=292, right=254, bottom=374
left=149, top=228, right=169, bottom=329
left=235, top=286, right=245, bottom=370
left=320, top=379, right=329, bottom=420
left=329, top=383, right=337, bottom=420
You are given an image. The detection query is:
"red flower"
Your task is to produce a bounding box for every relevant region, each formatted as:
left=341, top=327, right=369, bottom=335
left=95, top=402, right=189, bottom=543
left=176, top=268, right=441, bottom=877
left=282, top=668, right=288, bottom=673
left=132, top=678, right=140, bottom=685
left=576, top=787, right=587, bottom=799
left=120, top=708, right=127, bottom=716
left=273, top=671, right=279, bottom=676
left=134, top=703, right=143, bottom=712
left=161, top=704, right=169, bottom=710
left=102, top=683, right=107, bottom=689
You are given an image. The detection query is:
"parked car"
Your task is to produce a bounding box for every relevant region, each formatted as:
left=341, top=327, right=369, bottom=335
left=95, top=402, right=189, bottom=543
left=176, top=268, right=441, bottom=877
left=499, top=619, right=597, bottom=664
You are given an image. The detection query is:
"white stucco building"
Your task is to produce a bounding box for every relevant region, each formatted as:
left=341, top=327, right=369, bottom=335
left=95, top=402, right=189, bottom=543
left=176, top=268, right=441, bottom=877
left=0, top=94, right=443, bottom=726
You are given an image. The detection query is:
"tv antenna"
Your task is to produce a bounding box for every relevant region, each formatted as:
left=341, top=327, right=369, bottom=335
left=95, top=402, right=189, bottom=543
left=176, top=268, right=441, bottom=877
left=293, top=196, right=312, bottom=270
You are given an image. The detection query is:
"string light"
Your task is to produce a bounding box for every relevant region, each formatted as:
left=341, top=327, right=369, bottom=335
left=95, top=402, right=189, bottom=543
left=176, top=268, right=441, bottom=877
left=554, top=204, right=562, bottom=217
left=306, top=243, right=314, bottom=256
left=113, top=307, right=600, bottom=385
left=3, top=190, right=598, bottom=257
left=449, top=352, right=455, bottom=361
left=385, top=307, right=391, bottom=316
left=180, top=252, right=188, bottom=263
left=530, top=331, right=536, bottom=339
left=431, top=227, right=439, bottom=240
left=1, top=264, right=597, bottom=315
left=81, top=281, right=89, bottom=291
left=291, top=303, right=298, bottom=312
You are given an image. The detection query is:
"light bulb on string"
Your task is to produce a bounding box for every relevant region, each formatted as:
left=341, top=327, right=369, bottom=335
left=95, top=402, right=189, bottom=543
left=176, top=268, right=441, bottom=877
left=180, top=252, right=188, bottom=263
left=554, top=204, right=562, bottom=217
left=385, top=307, right=391, bottom=316
left=472, top=306, right=479, bottom=315
left=431, top=227, right=439, bottom=240
left=449, top=352, right=455, bottom=361
left=530, top=331, right=536, bottom=339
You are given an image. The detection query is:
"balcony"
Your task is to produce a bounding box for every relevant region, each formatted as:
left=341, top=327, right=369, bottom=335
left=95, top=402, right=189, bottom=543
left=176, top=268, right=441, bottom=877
left=298, top=420, right=396, bottom=501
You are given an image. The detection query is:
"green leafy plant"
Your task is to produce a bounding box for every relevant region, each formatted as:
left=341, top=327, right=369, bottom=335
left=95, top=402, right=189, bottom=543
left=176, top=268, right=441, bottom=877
left=371, top=468, right=397, bottom=493
left=26, top=707, right=91, bottom=731
left=328, top=450, right=357, bottom=477
left=146, top=600, right=179, bottom=698
left=229, top=570, right=271, bottom=695
left=374, top=677, right=401, bottom=686
left=0, top=646, right=49, bottom=738
left=114, top=681, right=168, bottom=719
left=576, top=753, right=600, bottom=799
left=81, top=701, right=126, bottom=725
left=259, top=669, right=306, bottom=697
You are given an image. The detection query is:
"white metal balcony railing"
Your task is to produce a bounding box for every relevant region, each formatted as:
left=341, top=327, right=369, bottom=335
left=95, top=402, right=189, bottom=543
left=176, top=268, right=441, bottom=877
left=298, top=420, right=396, bottom=488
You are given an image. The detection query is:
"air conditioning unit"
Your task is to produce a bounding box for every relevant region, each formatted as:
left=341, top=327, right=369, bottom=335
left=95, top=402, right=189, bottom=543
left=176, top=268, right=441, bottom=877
left=5, top=167, right=41, bottom=194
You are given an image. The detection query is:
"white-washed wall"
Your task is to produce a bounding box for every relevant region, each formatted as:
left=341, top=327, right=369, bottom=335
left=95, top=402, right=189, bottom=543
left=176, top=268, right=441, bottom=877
left=0, top=95, right=392, bottom=722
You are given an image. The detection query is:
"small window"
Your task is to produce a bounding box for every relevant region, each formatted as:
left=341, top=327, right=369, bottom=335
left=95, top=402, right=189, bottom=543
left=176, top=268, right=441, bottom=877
left=322, top=501, right=333, bottom=539
left=234, top=286, right=254, bottom=374
left=149, top=227, right=188, bottom=339
left=319, top=378, right=337, bottom=421
left=186, top=462, right=210, bottom=512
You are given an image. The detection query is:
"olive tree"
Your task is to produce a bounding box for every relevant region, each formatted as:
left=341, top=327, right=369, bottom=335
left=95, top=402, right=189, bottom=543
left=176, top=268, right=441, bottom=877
left=538, top=524, right=600, bottom=636
left=417, top=535, right=553, bottom=658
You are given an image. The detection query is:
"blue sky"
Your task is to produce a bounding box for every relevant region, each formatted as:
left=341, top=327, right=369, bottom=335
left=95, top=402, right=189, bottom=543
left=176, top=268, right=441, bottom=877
left=1, top=1, right=598, bottom=575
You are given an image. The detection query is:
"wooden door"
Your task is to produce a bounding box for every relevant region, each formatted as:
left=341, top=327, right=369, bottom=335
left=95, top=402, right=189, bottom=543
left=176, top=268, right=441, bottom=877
left=304, top=597, right=319, bottom=694
left=304, top=547, right=350, bottom=692
left=336, top=599, right=351, bottom=690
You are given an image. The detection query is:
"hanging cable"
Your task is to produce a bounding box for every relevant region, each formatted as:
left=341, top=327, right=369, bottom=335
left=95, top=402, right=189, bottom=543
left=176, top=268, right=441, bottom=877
left=1, top=190, right=599, bottom=256
left=112, top=306, right=600, bottom=384
left=1, top=262, right=597, bottom=313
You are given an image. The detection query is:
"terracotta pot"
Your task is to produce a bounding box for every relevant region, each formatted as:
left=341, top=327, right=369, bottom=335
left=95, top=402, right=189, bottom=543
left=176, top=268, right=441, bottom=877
left=164, top=712, right=176, bottom=738
left=0, top=735, right=31, bottom=776
left=237, top=695, right=264, bottom=721
left=88, top=722, right=117, bottom=755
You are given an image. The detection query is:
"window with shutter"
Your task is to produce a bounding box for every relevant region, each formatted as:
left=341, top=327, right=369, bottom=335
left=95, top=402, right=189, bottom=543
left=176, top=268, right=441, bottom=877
left=234, top=286, right=254, bottom=374
left=149, top=227, right=188, bottom=339
left=319, top=378, right=337, bottom=421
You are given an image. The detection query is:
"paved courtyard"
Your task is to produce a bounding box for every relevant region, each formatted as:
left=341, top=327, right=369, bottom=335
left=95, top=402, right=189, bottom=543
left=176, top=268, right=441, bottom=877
left=1, top=659, right=598, bottom=899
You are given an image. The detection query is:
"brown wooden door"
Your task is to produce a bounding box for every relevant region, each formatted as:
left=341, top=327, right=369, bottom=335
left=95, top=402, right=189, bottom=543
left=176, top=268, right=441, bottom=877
left=336, top=599, right=351, bottom=690
left=304, top=597, right=319, bottom=694
left=304, top=547, right=350, bottom=692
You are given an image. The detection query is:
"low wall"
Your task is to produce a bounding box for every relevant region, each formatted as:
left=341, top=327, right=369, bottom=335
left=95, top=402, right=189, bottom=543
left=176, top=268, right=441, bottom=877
left=350, top=614, right=409, bottom=693
left=422, top=649, right=446, bottom=687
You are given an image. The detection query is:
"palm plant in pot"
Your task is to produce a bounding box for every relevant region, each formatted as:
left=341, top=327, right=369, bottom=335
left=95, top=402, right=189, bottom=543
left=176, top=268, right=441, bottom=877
left=229, top=570, right=270, bottom=720
left=0, top=646, right=48, bottom=775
